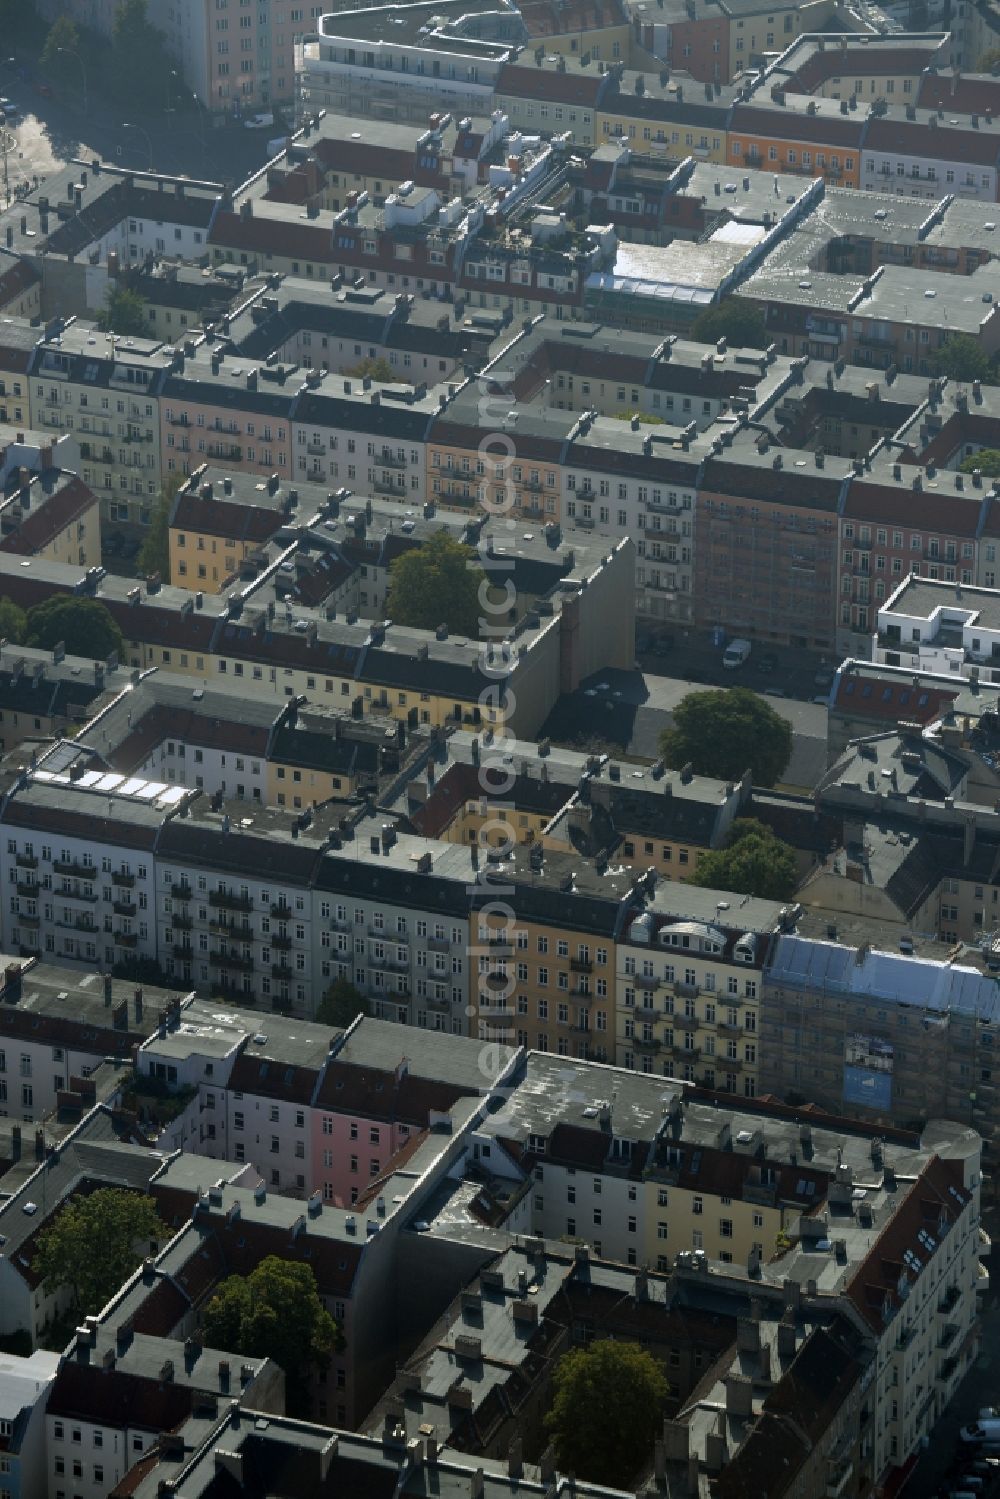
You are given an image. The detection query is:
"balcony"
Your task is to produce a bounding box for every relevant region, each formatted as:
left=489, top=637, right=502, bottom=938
left=938, top=1284, right=960, bottom=1314
left=377, top=451, right=407, bottom=470
left=635, top=1036, right=661, bottom=1051
left=374, top=474, right=406, bottom=497
left=428, top=935, right=452, bottom=952
left=55, top=915, right=97, bottom=933
left=826, top=1459, right=854, bottom=1499
left=18, top=912, right=40, bottom=928
left=171, top=883, right=193, bottom=901
left=113, top=900, right=137, bottom=917
left=271, top=933, right=293, bottom=951
left=938, top=1321, right=959, bottom=1350
left=635, top=973, right=659, bottom=991
left=14, top=854, right=37, bottom=870
left=173, top=943, right=194, bottom=959
left=570, top=956, right=593, bottom=973
left=571, top=985, right=594, bottom=1000
left=306, top=440, right=326, bottom=455
left=54, top=858, right=94, bottom=879
left=210, top=916, right=252, bottom=938
left=117, top=932, right=138, bottom=949
left=272, top=963, right=295, bottom=980
left=210, top=950, right=255, bottom=972
left=57, top=885, right=98, bottom=904
left=171, top=913, right=193, bottom=931
left=271, top=902, right=293, bottom=920
left=209, top=891, right=253, bottom=914
left=206, top=443, right=242, bottom=462
left=15, top=881, right=38, bottom=899
left=674, top=1013, right=699, bottom=1031
left=112, top=871, right=135, bottom=888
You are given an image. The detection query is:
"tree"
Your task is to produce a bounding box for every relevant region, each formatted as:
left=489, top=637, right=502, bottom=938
left=24, top=597, right=123, bottom=660
left=345, top=356, right=404, bottom=384
left=386, top=531, right=485, bottom=639
left=546, top=1340, right=669, bottom=1486
left=316, top=977, right=370, bottom=1029
left=659, top=687, right=791, bottom=788
left=110, top=0, right=172, bottom=108
left=40, top=16, right=81, bottom=87
left=201, top=1256, right=338, bottom=1411
left=34, top=1188, right=164, bottom=1318
left=691, top=298, right=767, bottom=349
left=959, top=449, right=1000, bottom=477
left=98, top=284, right=148, bottom=338
left=688, top=817, right=798, bottom=900
left=137, top=473, right=183, bottom=582
left=929, top=334, right=992, bottom=383
left=0, top=596, right=26, bottom=643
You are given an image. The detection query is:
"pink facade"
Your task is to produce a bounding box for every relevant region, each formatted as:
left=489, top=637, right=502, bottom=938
left=160, top=378, right=294, bottom=487
left=312, top=1108, right=414, bottom=1207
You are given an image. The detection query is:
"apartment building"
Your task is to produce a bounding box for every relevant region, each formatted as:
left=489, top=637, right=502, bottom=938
left=596, top=74, right=734, bottom=163
left=837, top=464, right=985, bottom=648
left=728, top=98, right=865, bottom=189
left=693, top=439, right=846, bottom=652
left=28, top=324, right=171, bottom=529
left=159, top=350, right=295, bottom=486
left=168, top=471, right=295, bottom=592
left=762, top=931, right=1000, bottom=1190
left=0, top=645, right=116, bottom=756
left=872, top=574, right=1000, bottom=679
left=615, top=881, right=788, bottom=1092
left=292, top=372, right=439, bottom=502
left=298, top=0, right=517, bottom=125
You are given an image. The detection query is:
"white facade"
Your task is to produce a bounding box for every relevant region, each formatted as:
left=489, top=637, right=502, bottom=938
left=0, top=1349, right=59, bottom=1499
left=860, top=148, right=998, bottom=202
left=46, top=1408, right=159, bottom=1499
left=2, top=830, right=159, bottom=977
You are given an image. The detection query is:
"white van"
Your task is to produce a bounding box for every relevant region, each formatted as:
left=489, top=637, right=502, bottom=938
left=722, top=638, right=751, bottom=669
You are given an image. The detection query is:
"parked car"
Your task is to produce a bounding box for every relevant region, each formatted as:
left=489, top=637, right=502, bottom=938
left=757, top=651, right=778, bottom=674
left=244, top=111, right=274, bottom=129
left=961, top=1422, right=1000, bottom=1444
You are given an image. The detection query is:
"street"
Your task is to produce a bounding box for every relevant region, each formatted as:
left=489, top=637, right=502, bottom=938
left=0, top=57, right=274, bottom=194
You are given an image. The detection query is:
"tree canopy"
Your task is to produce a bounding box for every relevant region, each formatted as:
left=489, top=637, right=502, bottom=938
left=0, top=596, right=26, bottom=643
left=137, top=474, right=183, bottom=582
left=24, top=597, right=123, bottom=660
left=386, top=530, right=485, bottom=639
left=316, top=977, right=370, bottom=1030
left=691, top=298, right=767, bottom=349
left=201, top=1256, right=339, bottom=1411
left=35, top=1188, right=164, bottom=1318
left=546, top=1340, right=669, bottom=1486
left=959, top=448, right=1000, bottom=477
left=929, top=334, right=993, bottom=383
left=109, top=0, right=173, bottom=109
left=659, top=687, right=791, bottom=788
left=688, top=817, right=798, bottom=900
left=40, top=15, right=81, bottom=84
left=345, top=356, right=404, bottom=384
left=98, top=284, right=148, bottom=338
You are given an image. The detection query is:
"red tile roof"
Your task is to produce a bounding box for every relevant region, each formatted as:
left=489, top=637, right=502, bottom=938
left=496, top=63, right=609, bottom=106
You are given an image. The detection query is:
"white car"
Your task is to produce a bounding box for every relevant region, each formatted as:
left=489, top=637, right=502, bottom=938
left=244, top=111, right=274, bottom=129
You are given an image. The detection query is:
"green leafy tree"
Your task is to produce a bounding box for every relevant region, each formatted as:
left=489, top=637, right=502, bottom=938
left=691, top=298, right=767, bottom=349
left=40, top=15, right=81, bottom=87
left=345, top=356, right=403, bottom=384
left=929, top=334, right=992, bottom=383
left=34, top=1188, right=164, bottom=1318
left=659, top=687, right=791, bottom=788
left=386, top=531, right=485, bottom=639
left=959, top=448, right=1000, bottom=477
left=110, top=0, right=170, bottom=107
left=0, top=596, right=26, bottom=643
left=688, top=817, right=798, bottom=900
left=316, top=977, right=370, bottom=1029
left=202, top=1256, right=339, bottom=1412
left=98, top=284, right=148, bottom=337
left=546, top=1340, right=669, bottom=1486
left=24, top=597, right=123, bottom=660
left=137, top=473, right=183, bottom=582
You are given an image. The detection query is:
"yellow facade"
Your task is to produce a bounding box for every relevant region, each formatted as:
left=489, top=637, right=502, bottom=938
left=34, top=491, right=102, bottom=570
left=169, top=525, right=254, bottom=593
left=595, top=109, right=728, bottom=164
left=615, top=948, right=763, bottom=1095
left=640, top=1172, right=783, bottom=1270
left=265, top=759, right=358, bottom=809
